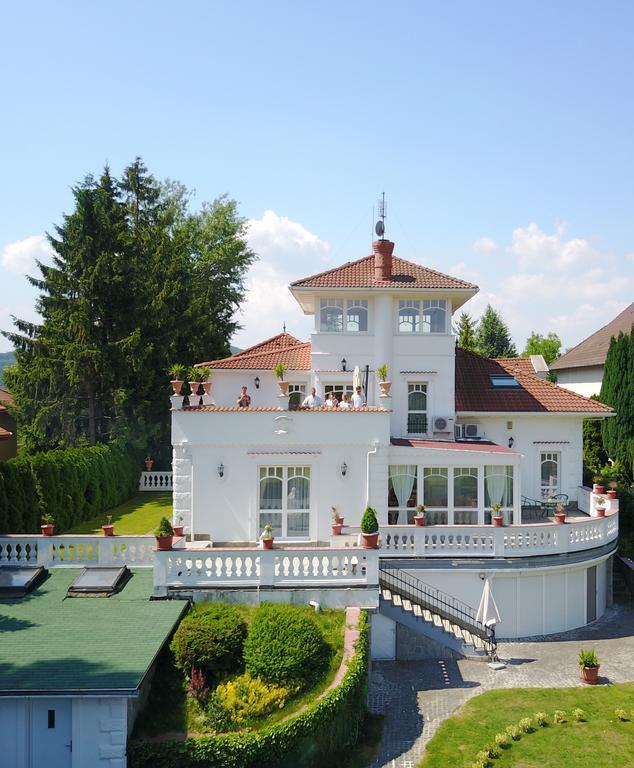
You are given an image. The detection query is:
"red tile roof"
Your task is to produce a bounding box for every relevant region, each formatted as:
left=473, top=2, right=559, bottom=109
left=199, top=332, right=311, bottom=371
left=455, top=348, right=613, bottom=414
left=290, top=254, right=478, bottom=290
left=550, top=302, right=634, bottom=370
left=391, top=438, right=517, bottom=454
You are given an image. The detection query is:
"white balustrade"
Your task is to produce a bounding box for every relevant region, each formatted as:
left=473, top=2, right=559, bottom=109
left=139, top=471, right=173, bottom=491
left=0, top=537, right=39, bottom=565
left=0, top=535, right=155, bottom=568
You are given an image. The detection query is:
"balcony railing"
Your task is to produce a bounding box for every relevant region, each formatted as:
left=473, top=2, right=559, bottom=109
left=0, top=535, right=156, bottom=568
left=139, top=471, right=173, bottom=491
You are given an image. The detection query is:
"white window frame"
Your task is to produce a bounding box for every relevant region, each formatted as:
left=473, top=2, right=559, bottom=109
left=397, top=298, right=447, bottom=334
left=319, top=298, right=369, bottom=333
left=288, top=383, right=306, bottom=408
left=540, top=452, right=560, bottom=499
left=407, top=382, right=428, bottom=435
left=258, top=465, right=311, bottom=539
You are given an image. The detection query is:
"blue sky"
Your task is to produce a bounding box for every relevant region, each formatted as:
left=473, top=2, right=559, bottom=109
left=1, top=0, right=632, bottom=352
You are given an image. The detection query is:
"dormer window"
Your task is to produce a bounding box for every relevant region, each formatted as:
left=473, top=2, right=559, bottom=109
left=320, top=298, right=368, bottom=333
left=398, top=299, right=447, bottom=333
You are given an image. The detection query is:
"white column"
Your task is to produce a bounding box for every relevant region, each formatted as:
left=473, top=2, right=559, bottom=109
left=447, top=469, right=455, bottom=525
left=373, top=294, right=393, bottom=409
left=512, top=464, right=521, bottom=524
left=477, top=466, right=485, bottom=525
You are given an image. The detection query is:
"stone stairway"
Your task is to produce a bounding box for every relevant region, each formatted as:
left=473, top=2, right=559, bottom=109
left=379, top=567, right=496, bottom=660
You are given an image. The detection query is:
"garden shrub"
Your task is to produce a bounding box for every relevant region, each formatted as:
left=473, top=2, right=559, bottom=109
left=129, top=611, right=369, bottom=768
left=216, top=673, right=292, bottom=726
left=243, top=603, right=330, bottom=688
left=170, top=604, right=247, bottom=678
left=0, top=442, right=138, bottom=534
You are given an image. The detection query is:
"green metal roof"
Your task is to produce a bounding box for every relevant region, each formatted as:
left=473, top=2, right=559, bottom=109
left=0, top=568, right=186, bottom=695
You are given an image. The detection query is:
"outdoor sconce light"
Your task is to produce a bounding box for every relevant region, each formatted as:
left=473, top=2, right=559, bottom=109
left=508, top=436, right=515, bottom=448
left=340, top=461, right=348, bottom=478
left=479, top=572, right=486, bottom=581
left=341, top=357, right=347, bottom=372
left=254, top=376, right=260, bottom=389
left=218, top=463, right=225, bottom=478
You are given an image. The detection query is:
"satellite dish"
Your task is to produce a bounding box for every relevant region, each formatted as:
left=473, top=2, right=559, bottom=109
left=375, top=220, right=385, bottom=237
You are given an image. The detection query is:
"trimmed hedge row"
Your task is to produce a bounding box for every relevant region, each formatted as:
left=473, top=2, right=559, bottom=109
left=0, top=443, right=139, bottom=534
left=129, top=611, right=369, bottom=768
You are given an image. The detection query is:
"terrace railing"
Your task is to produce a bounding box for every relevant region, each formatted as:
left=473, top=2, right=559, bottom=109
left=139, top=471, right=173, bottom=491
left=0, top=535, right=156, bottom=568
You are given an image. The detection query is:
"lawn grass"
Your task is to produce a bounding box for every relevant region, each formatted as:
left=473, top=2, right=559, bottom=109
left=68, top=492, right=172, bottom=535
left=419, top=683, right=634, bottom=768
left=134, top=605, right=347, bottom=738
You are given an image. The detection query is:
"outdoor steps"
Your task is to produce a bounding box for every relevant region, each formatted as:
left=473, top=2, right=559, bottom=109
left=379, top=586, right=489, bottom=660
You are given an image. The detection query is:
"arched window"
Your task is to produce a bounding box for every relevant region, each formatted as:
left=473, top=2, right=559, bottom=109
left=540, top=453, right=560, bottom=498
left=319, top=298, right=343, bottom=332
left=259, top=466, right=310, bottom=538
left=422, top=300, right=446, bottom=333
left=399, top=300, right=420, bottom=333
left=407, top=383, right=427, bottom=434
left=346, top=300, right=368, bottom=332
left=454, top=467, right=478, bottom=508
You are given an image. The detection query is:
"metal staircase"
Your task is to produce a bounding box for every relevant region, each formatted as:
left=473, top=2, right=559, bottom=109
left=379, top=566, right=497, bottom=660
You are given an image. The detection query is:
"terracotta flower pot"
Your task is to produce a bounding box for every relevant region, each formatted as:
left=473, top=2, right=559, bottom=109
left=278, top=380, right=289, bottom=396
left=145, top=459, right=154, bottom=471
left=414, top=514, right=425, bottom=527
left=607, top=490, right=617, bottom=499
left=262, top=538, right=274, bottom=550
left=331, top=523, right=343, bottom=536
left=580, top=665, right=600, bottom=684
left=361, top=531, right=379, bottom=549
left=492, top=515, right=504, bottom=527
left=596, top=507, right=606, bottom=517
left=102, top=524, right=115, bottom=536
left=555, top=512, right=566, bottom=525
left=593, top=485, right=605, bottom=495
left=171, top=379, right=183, bottom=395
left=172, top=525, right=185, bottom=537
left=41, top=524, right=54, bottom=536
left=202, top=381, right=212, bottom=396
left=155, top=535, right=173, bottom=551
left=379, top=381, right=392, bottom=397
left=335, top=516, right=344, bottom=526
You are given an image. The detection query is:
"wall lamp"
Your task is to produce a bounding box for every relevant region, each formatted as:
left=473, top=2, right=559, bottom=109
left=508, top=436, right=515, bottom=448
left=218, top=463, right=225, bottom=478
left=340, top=461, right=348, bottom=477
left=254, top=376, right=260, bottom=389
left=341, top=357, right=347, bottom=372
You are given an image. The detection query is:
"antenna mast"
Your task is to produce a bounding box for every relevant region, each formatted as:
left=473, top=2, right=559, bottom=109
left=375, top=192, right=386, bottom=240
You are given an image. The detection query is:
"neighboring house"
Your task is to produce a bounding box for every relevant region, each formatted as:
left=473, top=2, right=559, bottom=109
left=169, top=237, right=617, bottom=646
left=549, top=302, right=634, bottom=397
left=0, top=387, right=17, bottom=460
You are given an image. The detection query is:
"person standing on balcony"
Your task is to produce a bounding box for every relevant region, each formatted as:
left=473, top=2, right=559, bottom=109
left=352, top=386, right=366, bottom=408
left=325, top=392, right=335, bottom=408
left=237, top=386, right=251, bottom=408
left=338, top=393, right=351, bottom=410
left=302, top=387, right=323, bottom=408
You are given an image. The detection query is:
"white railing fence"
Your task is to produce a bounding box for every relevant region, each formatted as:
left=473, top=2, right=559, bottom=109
left=139, top=471, right=173, bottom=491
left=0, top=535, right=155, bottom=568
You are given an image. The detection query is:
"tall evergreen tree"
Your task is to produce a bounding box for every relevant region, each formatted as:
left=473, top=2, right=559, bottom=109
left=522, top=331, right=561, bottom=364
left=455, top=312, right=478, bottom=352
left=3, top=159, right=255, bottom=456
left=475, top=305, right=517, bottom=358
left=600, top=326, right=634, bottom=482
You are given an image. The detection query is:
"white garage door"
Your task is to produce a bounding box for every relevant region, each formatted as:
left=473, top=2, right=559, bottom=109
left=0, top=699, right=28, bottom=767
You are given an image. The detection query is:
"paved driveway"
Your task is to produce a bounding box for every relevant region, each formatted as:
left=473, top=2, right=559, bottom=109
left=367, top=602, right=634, bottom=768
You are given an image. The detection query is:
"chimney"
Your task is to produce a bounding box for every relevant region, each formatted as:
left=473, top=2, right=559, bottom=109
left=373, top=239, right=394, bottom=282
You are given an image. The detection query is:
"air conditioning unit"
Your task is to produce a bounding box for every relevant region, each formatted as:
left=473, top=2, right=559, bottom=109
left=455, top=423, right=480, bottom=439
left=433, top=416, right=453, bottom=433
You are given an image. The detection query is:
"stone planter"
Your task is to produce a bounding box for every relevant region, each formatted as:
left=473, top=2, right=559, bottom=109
left=492, top=515, right=504, bottom=527
left=555, top=512, right=566, bottom=524
left=41, top=524, right=54, bottom=536
left=102, top=524, right=115, bottom=536
left=413, top=514, right=425, bottom=527
left=361, top=531, right=379, bottom=549
left=202, top=381, right=212, bottom=396
left=580, top=665, right=600, bottom=684
left=170, top=379, right=183, bottom=396
left=278, top=380, right=289, bottom=396
left=379, top=381, right=392, bottom=397
left=155, top=535, right=173, bottom=551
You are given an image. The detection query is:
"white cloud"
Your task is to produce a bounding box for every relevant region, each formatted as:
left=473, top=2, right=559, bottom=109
left=233, top=211, right=330, bottom=349
left=472, top=237, right=497, bottom=254
left=0, top=234, right=52, bottom=275
left=508, top=222, right=598, bottom=272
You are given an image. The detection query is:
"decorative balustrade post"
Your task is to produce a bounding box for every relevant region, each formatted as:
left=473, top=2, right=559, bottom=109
left=492, top=526, right=505, bottom=557
left=153, top=552, right=168, bottom=597
left=364, top=550, right=379, bottom=585
left=414, top=528, right=426, bottom=556
left=36, top=537, right=50, bottom=568
left=558, top=523, right=570, bottom=554
left=259, top=549, right=275, bottom=586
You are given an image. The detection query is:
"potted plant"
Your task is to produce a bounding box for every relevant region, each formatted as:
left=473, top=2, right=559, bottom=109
left=578, top=648, right=600, bottom=684
left=173, top=515, right=185, bottom=537
left=360, top=506, right=380, bottom=548
left=168, top=363, right=186, bottom=395
left=102, top=514, right=115, bottom=536
left=41, top=513, right=55, bottom=536
left=154, top=516, right=174, bottom=550
left=260, top=523, right=274, bottom=550
left=592, top=477, right=605, bottom=495
left=144, top=455, right=154, bottom=471
left=273, top=363, right=289, bottom=395
left=607, top=481, right=618, bottom=500
left=377, top=364, right=391, bottom=397
left=413, top=504, right=426, bottom=527
left=188, top=367, right=203, bottom=400
left=554, top=502, right=566, bottom=524
left=491, top=503, right=504, bottom=527
left=595, top=496, right=606, bottom=517
left=197, top=366, right=212, bottom=396
left=331, top=507, right=343, bottom=535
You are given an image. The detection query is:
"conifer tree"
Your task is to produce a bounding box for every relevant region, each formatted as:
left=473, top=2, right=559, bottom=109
left=475, top=305, right=517, bottom=358
left=455, top=312, right=478, bottom=352
left=600, top=326, right=634, bottom=482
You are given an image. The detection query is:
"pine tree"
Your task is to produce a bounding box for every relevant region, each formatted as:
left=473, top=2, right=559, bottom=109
left=475, top=305, right=517, bottom=358
left=522, top=331, right=562, bottom=364
left=600, top=326, right=634, bottom=482
left=455, top=312, right=478, bottom=352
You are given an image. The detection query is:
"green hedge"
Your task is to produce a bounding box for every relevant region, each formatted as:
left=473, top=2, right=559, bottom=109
left=0, top=443, right=138, bottom=534
left=129, top=611, right=369, bottom=768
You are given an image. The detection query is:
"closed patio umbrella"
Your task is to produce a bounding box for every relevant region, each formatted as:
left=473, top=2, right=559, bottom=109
left=476, top=578, right=501, bottom=628
left=352, top=365, right=362, bottom=391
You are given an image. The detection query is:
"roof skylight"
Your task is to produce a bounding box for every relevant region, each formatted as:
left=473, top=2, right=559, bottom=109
left=489, top=374, right=520, bottom=388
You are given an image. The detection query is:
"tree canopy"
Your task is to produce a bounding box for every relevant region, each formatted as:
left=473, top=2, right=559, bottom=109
left=2, top=159, right=255, bottom=457
left=455, top=312, right=478, bottom=352
left=475, top=305, right=517, bottom=358
left=600, top=326, right=634, bottom=483
left=522, top=331, right=562, bottom=364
